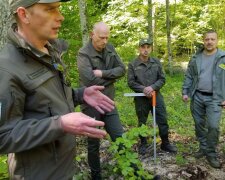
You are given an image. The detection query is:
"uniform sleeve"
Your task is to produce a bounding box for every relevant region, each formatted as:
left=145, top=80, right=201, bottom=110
left=72, top=87, right=85, bottom=107
left=182, top=59, right=194, bottom=96
left=150, top=60, right=165, bottom=91
left=0, top=69, right=64, bottom=154
left=222, top=64, right=225, bottom=101
left=77, top=52, right=115, bottom=87
left=127, top=62, right=146, bottom=92
left=101, top=46, right=126, bottom=79
left=221, top=68, right=225, bottom=102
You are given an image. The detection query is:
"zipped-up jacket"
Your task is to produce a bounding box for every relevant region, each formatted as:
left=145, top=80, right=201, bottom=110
left=128, top=57, right=165, bottom=93
left=0, top=24, right=84, bottom=179
left=77, top=41, right=126, bottom=101
left=182, top=48, right=225, bottom=103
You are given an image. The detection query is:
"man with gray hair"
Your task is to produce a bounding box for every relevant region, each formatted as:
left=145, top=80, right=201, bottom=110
left=0, top=1, right=115, bottom=179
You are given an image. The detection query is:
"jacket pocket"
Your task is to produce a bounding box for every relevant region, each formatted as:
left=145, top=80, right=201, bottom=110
left=24, top=68, right=55, bottom=90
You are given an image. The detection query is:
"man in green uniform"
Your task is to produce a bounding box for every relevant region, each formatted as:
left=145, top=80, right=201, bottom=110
left=128, top=38, right=177, bottom=155
left=0, top=1, right=115, bottom=179
left=77, top=22, right=126, bottom=180
left=182, top=30, right=225, bottom=168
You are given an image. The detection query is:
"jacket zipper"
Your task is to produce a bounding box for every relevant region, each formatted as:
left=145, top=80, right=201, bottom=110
left=52, top=63, right=73, bottom=112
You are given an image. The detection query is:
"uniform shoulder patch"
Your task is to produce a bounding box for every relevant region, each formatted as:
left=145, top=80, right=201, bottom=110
left=219, top=63, right=225, bottom=70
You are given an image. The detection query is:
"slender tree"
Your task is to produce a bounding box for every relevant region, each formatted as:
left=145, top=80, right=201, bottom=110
left=148, top=0, right=158, bottom=53
left=0, top=0, right=11, bottom=50
left=148, top=0, right=153, bottom=40
left=166, top=0, right=173, bottom=75
left=78, top=0, right=89, bottom=45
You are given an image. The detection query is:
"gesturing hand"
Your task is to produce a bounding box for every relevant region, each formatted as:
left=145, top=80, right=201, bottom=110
left=60, top=112, right=107, bottom=139
left=83, top=86, right=115, bottom=114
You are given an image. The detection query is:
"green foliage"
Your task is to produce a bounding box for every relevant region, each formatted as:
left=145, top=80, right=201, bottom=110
left=175, top=154, right=188, bottom=166
left=74, top=154, right=90, bottom=180
left=87, top=0, right=111, bottom=25
left=115, top=77, right=138, bottom=127
left=160, top=74, right=195, bottom=136
left=0, top=156, right=8, bottom=180
left=109, top=125, right=154, bottom=179
left=100, top=0, right=225, bottom=62
left=59, top=1, right=81, bottom=88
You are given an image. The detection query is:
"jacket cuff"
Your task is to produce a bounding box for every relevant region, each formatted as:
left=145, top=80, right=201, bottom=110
left=151, top=84, right=156, bottom=91
left=49, top=115, right=65, bottom=136
left=101, top=70, right=107, bottom=78
left=72, top=87, right=85, bottom=106
left=182, top=89, right=188, bottom=95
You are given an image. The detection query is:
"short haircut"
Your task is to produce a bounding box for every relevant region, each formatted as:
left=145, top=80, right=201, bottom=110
left=203, top=30, right=217, bottom=38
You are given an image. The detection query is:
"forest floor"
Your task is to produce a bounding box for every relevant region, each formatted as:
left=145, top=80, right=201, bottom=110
left=75, top=131, right=225, bottom=180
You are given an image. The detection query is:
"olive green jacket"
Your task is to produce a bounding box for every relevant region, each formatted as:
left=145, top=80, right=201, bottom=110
left=77, top=41, right=126, bottom=101
left=127, top=57, right=165, bottom=92
left=0, top=24, right=84, bottom=180
left=182, top=48, right=225, bottom=103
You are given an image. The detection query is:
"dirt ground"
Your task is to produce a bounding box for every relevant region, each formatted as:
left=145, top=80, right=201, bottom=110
left=139, top=148, right=225, bottom=180
left=76, top=133, right=225, bottom=180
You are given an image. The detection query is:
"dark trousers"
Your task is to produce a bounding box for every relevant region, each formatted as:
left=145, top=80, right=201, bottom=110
left=191, top=91, right=221, bottom=157
left=82, top=107, right=124, bottom=173
left=134, top=92, right=169, bottom=139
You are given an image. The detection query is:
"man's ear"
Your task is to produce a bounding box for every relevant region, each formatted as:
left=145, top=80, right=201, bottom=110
left=90, top=32, right=94, bottom=39
left=16, top=7, right=30, bottom=24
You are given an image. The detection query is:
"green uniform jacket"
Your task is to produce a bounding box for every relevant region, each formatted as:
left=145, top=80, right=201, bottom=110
left=77, top=41, right=125, bottom=101
left=127, top=57, right=165, bottom=92
left=182, top=48, right=225, bottom=103
left=0, top=25, right=84, bottom=179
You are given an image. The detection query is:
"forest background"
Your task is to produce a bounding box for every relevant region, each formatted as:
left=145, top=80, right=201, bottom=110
left=0, top=0, right=225, bottom=179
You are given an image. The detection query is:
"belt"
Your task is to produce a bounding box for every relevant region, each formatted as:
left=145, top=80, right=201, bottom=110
left=196, top=90, right=213, bottom=96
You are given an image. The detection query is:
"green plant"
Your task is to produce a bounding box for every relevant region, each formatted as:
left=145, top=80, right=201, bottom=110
left=0, top=155, right=8, bottom=180
left=73, top=154, right=90, bottom=180
left=109, top=125, right=155, bottom=179
left=175, top=154, right=188, bottom=166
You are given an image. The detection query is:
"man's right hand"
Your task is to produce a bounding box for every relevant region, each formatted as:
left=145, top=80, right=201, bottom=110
left=60, top=112, right=107, bottom=139
left=182, top=95, right=189, bottom=102
left=143, top=86, right=154, bottom=98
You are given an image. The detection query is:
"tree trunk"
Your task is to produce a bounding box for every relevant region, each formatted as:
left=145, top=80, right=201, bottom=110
left=153, top=4, right=158, bottom=53
left=166, top=0, right=173, bottom=75
left=0, top=0, right=11, bottom=50
left=78, top=0, right=89, bottom=45
left=148, top=0, right=157, bottom=52
left=148, top=0, right=153, bottom=40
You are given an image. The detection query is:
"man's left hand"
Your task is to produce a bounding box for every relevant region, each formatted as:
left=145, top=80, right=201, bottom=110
left=83, top=86, right=115, bottom=113
left=93, top=70, right=103, bottom=77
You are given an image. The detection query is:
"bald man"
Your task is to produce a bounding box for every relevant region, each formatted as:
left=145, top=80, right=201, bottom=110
left=77, top=22, right=126, bottom=179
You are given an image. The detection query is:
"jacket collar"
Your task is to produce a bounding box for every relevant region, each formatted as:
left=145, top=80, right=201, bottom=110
left=193, top=47, right=225, bottom=73
left=134, top=56, right=154, bottom=66
left=86, top=40, right=113, bottom=58
left=193, top=47, right=225, bottom=60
